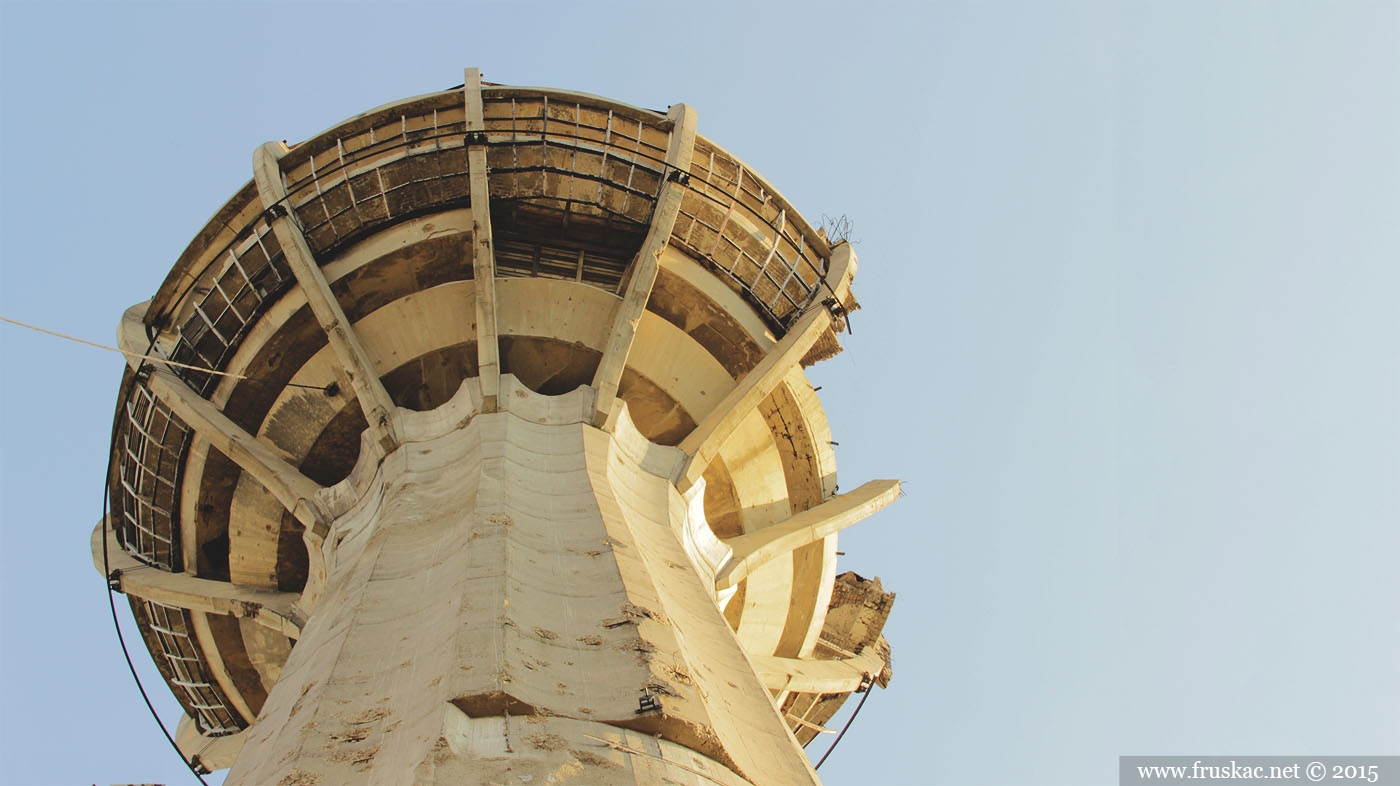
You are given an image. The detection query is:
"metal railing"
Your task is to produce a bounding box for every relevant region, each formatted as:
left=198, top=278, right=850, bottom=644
left=148, top=85, right=829, bottom=400
left=114, top=380, right=190, bottom=571
left=143, top=600, right=246, bottom=736
left=675, top=138, right=830, bottom=329
left=282, top=103, right=472, bottom=255
left=165, top=217, right=293, bottom=395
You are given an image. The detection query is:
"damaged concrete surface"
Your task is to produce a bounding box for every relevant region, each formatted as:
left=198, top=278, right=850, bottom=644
left=95, top=70, right=898, bottom=785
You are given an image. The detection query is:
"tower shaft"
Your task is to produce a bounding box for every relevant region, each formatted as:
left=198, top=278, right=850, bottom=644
left=228, top=380, right=818, bottom=785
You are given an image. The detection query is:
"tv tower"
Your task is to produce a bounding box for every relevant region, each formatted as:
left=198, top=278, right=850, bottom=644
left=93, top=69, right=897, bottom=785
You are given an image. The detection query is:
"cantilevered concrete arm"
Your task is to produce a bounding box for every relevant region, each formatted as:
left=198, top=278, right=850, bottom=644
left=464, top=67, right=501, bottom=410
left=254, top=142, right=400, bottom=452
left=93, top=520, right=302, bottom=638
left=593, top=103, right=698, bottom=426
left=715, top=479, right=900, bottom=590
left=676, top=243, right=857, bottom=491
left=177, top=715, right=246, bottom=774
left=675, top=306, right=826, bottom=489
left=750, top=637, right=888, bottom=695
left=119, top=305, right=328, bottom=535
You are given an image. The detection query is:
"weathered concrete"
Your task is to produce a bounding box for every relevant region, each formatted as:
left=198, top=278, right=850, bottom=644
left=716, top=479, right=901, bottom=591
left=675, top=243, right=856, bottom=492
left=594, top=103, right=698, bottom=426
left=117, top=303, right=328, bottom=536
left=255, top=141, right=400, bottom=454
left=226, top=380, right=819, bottom=785
left=464, top=68, right=500, bottom=410
left=98, top=72, right=898, bottom=785
left=93, top=523, right=302, bottom=638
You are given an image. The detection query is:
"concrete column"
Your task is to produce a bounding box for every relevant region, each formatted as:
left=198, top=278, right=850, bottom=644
left=254, top=142, right=400, bottom=453
left=675, top=243, right=858, bottom=491
left=464, top=67, right=501, bottom=411
left=593, top=103, right=698, bottom=426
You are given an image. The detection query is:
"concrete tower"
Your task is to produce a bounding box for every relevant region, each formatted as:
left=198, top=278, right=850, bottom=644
left=93, top=69, right=898, bottom=785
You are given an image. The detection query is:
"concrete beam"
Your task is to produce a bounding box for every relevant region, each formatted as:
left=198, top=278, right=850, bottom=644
left=119, top=305, right=327, bottom=535
left=177, top=713, right=246, bottom=774
left=253, top=141, right=400, bottom=453
left=465, top=67, right=500, bottom=411
left=751, top=640, right=886, bottom=695
left=715, top=479, right=900, bottom=591
left=675, top=308, right=828, bottom=490
left=675, top=243, right=857, bottom=491
left=678, top=307, right=828, bottom=484
left=93, top=520, right=302, bottom=639
left=592, top=103, right=698, bottom=426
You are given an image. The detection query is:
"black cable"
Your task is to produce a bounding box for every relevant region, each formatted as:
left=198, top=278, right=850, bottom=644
left=102, top=374, right=211, bottom=785
left=814, top=679, right=875, bottom=771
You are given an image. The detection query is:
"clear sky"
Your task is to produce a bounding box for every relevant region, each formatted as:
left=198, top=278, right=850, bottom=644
left=1, top=2, right=1396, bottom=785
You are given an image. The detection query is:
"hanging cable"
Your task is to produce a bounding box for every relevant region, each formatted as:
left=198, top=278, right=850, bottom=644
left=102, top=386, right=211, bottom=785
left=813, top=677, right=876, bottom=771
left=1, top=315, right=329, bottom=391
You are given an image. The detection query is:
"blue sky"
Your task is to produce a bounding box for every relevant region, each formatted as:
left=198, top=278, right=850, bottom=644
left=1, top=2, right=1396, bottom=784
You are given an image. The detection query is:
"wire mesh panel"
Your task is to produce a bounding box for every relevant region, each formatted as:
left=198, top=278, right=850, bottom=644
left=483, top=95, right=669, bottom=291
left=114, top=381, right=190, bottom=571
left=278, top=91, right=671, bottom=295
left=150, top=88, right=681, bottom=365
left=492, top=240, right=631, bottom=288
left=482, top=95, right=669, bottom=225
left=166, top=217, right=293, bottom=396
left=143, top=600, right=246, bottom=736
left=673, top=138, right=829, bottom=330
left=282, top=103, right=472, bottom=256
left=161, top=100, right=472, bottom=395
